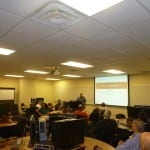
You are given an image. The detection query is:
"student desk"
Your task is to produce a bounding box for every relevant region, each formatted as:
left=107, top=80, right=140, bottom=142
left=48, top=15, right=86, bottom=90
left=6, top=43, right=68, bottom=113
left=118, top=118, right=132, bottom=130
left=1, top=136, right=115, bottom=150
left=0, top=121, right=17, bottom=138
left=0, top=121, right=17, bottom=128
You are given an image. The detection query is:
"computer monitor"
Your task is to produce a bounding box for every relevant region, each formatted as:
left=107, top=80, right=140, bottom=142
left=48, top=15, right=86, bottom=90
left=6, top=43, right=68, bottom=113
left=51, top=118, right=85, bottom=149
left=36, top=98, right=44, bottom=103
left=49, top=115, right=66, bottom=131
left=127, top=106, right=141, bottom=120
left=0, top=103, right=10, bottom=116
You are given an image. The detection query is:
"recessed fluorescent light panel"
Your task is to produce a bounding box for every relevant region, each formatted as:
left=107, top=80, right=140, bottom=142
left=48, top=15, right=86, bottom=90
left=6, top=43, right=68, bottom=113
left=0, top=48, right=15, bottom=55
left=59, top=0, right=124, bottom=16
left=24, top=70, right=48, bottom=74
left=45, top=78, right=60, bottom=81
left=61, top=61, right=93, bottom=68
left=63, top=74, right=81, bottom=78
left=4, top=75, right=24, bottom=78
left=103, top=69, right=125, bottom=74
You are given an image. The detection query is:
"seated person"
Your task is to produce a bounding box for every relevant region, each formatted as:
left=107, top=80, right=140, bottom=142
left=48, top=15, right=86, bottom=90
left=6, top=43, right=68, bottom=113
left=89, top=107, right=101, bottom=123
left=87, top=107, right=101, bottom=138
left=20, top=103, right=27, bottom=114
left=40, top=103, right=49, bottom=115
left=47, top=103, right=54, bottom=112
left=73, top=104, right=89, bottom=121
left=55, top=99, right=63, bottom=110
left=116, top=119, right=144, bottom=150
left=140, top=132, right=150, bottom=150
left=34, top=99, right=43, bottom=117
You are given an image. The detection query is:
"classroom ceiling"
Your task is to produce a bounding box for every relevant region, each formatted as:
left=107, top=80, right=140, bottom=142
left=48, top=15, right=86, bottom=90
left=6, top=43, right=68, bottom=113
left=0, top=0, right=150, bottom=80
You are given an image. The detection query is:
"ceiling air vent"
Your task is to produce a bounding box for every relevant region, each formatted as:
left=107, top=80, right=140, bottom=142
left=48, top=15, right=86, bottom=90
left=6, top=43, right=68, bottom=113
left=31, top=1, right=85, bottom=28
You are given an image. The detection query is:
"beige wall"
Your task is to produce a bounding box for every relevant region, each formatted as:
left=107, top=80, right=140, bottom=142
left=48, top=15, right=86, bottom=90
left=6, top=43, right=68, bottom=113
left=129, top=74, right=150, bottom=106
left=18, top=78, right=52, bottom=107
left=51, top=78, right=94, bottom=104
left=1, top=73, right=150, bottom=117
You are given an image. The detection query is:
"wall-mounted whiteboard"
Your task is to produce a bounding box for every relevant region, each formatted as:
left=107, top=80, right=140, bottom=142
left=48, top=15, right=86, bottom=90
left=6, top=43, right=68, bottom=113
left=0, top=88, right=15, bottom=100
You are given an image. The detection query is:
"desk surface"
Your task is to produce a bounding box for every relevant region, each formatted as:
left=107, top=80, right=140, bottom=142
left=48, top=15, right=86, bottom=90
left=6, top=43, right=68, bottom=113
left=85, top=137, right=115, bottom=150
left=1, top=136, right=115, bottom=150
left=0, top=121, right=17, bottom=128
left=118, top=118, right=132, bottom=130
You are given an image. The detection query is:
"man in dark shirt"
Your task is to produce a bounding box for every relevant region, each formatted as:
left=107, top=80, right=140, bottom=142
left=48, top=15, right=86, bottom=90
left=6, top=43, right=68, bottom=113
left=77, top=93, right=86, bottom=108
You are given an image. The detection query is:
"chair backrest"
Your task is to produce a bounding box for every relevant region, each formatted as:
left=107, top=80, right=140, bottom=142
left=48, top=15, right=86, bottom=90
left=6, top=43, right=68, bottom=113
left=9, top=104, right=19, bottom=115
left=96, top=119, right=117, bottom=144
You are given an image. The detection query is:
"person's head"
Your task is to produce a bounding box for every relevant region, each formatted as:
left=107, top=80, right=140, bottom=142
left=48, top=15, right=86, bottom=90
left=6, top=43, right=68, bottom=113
left=78, top=104, right=83, bottom=110
left=101, top=102, right=106, bottom=107
left=21, top=103, right=25, bottom=106
left=131, top=119, right=144, bottom=133
left=93, top=107, right=100, bottom=114
left=103, top=110, right=111, bottom=119
left=140, top=132, right=150, bottom=150
left=36, top=99, right=42, bottom=105
left=90, top=107, right=100, bottom=122
left=80, top=93, right=83, bottom=97
left=48, top=103, right=53, bottom=107
left=42, top=103, right=48, bottom=109
left=57, top=99, right=61, bottom=104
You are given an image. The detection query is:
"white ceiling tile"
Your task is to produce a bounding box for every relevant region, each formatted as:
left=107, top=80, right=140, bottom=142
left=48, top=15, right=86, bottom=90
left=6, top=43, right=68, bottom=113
left=93, top=0, right=150, bottom=29
left=0, top=31, right=39, bottom=48
left=12, top=19, right=60, bottom=36
left=45, top=31, right=84, bottom=49
left=0, top=19, right=61, bottom=48
left=137, top=0, right=150, bottom=12
left=23, top=40, right=53, bottom=53
left=91, top=31, right=129, bottom=49
left=0, top=29, right=7, bottom=37
left=71, top=39, right=97, bottom=51
left=0, top=10, right=23, bottom=30
left=0, top=40, right=20, bottom=50
left=64, top=18, right=112, bottom=39
left=119, top=19, right=150, bottom=47
left=0, top=0, right=49, bottom=17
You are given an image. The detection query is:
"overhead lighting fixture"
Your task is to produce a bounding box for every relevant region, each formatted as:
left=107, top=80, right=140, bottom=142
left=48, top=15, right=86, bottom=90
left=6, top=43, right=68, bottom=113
left=59, top=0, right=124, bottom=16
left=61, top=61, right=93, bottom=68
left=62, top=74, right=81, bottom=78
left=0, top=48, right=15, bottom=55
left=103, top=69, right=125, bottom=74
left=4, top=75, right=24, bottom=78
left=24, top=70, right=48, bottom=74
left=45, top=78, right=60, bottom=81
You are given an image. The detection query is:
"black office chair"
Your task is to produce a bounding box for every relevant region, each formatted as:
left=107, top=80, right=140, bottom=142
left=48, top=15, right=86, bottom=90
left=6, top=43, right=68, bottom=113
left=13, top=115, right=27, bottom=137
left=95, top=119, right=117, bottom=144
left=9, top=104, right=19, bottom=115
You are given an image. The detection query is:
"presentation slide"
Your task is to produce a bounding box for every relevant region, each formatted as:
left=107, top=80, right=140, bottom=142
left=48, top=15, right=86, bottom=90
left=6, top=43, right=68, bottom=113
left=95, top=75, right=128, bottom=106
